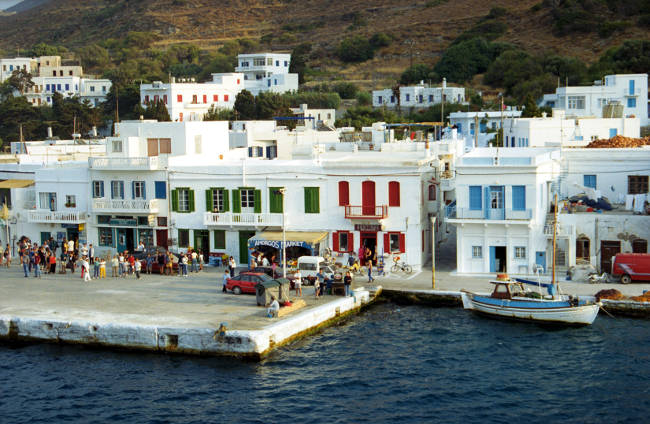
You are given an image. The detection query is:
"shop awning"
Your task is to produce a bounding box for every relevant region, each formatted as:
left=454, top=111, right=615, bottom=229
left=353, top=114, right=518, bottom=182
left=0, top=179, right=34, bottom=188
left=249, top=231, right=328, bottom=250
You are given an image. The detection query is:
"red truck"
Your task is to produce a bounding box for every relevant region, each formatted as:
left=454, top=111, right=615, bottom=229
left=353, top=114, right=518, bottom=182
left=611, top=253, right=650, bottom=284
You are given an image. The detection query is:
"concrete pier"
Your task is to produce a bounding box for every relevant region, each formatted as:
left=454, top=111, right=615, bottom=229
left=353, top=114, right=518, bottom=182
left=0, top=265, right=374, bottom=360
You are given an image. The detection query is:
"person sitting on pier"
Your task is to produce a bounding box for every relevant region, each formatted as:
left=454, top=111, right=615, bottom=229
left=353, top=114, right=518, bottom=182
left=267, top=296, right=280, bottom=318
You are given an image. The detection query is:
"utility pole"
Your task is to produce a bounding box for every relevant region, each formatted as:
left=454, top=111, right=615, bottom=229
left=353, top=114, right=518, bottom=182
left=500, top=94, right=504, bottom=147
left=430, top=216, right=436, bottom=289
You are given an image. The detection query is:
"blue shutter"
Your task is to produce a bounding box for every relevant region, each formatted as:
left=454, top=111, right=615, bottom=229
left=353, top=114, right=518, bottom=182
left=469, top=186, right=482, bottom=210
left=131, top=181, right=135, bottom=199
left=583, top=175, right=596, bottom=189
left=609, top=128, right=617, bottom=138
left=142, top=182, right=146, bottom=199
left=484, top=187, right=489, bottom=219
left=100, top=181, right=104, bottom=197
left=155, top=181, right=166, bottom=199
left=248, top=147, right=253, bottom=157
left=629, top=80, right=634, bottom=95
left=512, top=186, right=525, bottom=211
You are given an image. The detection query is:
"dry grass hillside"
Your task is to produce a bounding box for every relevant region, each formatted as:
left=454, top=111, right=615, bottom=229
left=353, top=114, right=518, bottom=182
left=0, top=0, right=647, bottom=85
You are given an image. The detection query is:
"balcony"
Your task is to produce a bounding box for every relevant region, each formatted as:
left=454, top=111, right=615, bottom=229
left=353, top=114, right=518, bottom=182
left=448, top=208, right=532, bottom=221
left=89, top=156, right=167, bottom=171
left=344, top=205, right=388, bottom=220
left=445, top=201, right=456, bottom=218
left=204, top=212, right=283, bottom=227
left=440, top=170, right=455, bottom=191
left=544, top=223, right=574, bottom=238
left=93, top=199, right=159, bottom=214
left=28, top=210, right=85, bottom=224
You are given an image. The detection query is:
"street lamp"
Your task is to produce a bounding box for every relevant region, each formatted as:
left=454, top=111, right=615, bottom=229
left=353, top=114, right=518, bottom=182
left=274, top=188, right=287, bottom=278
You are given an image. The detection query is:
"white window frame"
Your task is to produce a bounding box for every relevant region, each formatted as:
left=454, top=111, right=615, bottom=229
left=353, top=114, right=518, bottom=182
left=515, top=246, right=526, bottom=259
left=112, top=139, right=123, bottom=153
left=133, top=181, right=145, bottom=199
left=111, top=181, right=124, bottom=199
left=490, top=190, right=503, bottom=209
left=472, top=246, right=482, bottom=258
left=212, top=189, right=224, bottom=213
left=568, top=96, right=585, bottom=110
left=92, top=181, right=103, bottom=198
left=389, top=233, right=400, bottom=253
left=178, top=188, right=190, bottom=212
left=241, top=189, right=255, bottom=209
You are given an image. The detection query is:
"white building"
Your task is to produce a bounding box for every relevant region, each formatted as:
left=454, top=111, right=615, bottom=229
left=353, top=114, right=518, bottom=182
left=0, top=57, right=37, bottom=82
left=373, top=78, right=466, bottom=109
left=140, top=53, right=299, bottom=122
left=449, top=110, right=522, bottom=147
left=447, top=148, right=561, bottom=275
left=290, top=103, right=336, bottom=128
left=503, top=110, right=639, bottom=147
left=538, top=74, right=649, bottom=127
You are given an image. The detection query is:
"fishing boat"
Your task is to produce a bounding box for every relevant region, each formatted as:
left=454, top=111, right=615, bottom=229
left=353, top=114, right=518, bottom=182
left=460, top=194, right=600, bottom=326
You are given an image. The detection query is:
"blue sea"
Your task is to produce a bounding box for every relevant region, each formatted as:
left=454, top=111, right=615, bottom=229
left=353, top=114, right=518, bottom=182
left=1, top=304, right=648, bottom=423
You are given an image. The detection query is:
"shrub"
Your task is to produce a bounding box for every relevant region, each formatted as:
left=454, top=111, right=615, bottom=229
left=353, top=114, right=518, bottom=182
left=333, top=82, right=358, bottom=99
left=399, top=64, right=439, bottom=85
left=336, top=36, right=374, bottom=63
left=356, top=91, right=372, bottom=106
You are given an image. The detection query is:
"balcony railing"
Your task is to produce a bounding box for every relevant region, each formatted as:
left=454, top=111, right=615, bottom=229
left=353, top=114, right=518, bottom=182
left=445, top=201, right=456, bottom=218
left=89, top=156, right=166, bottom=170
left=544, top=223, right=574, bottom=237
left=28, top=210, right=85, bottom=224
left=93, top=199, right=159, bottom=213
left=440, top=174, right=455, bottom=191
left=344, top=205, right=388, bottom=220
left=449, top=207, right=532, bottom=221
left=203, top=212, right=283, bottom=227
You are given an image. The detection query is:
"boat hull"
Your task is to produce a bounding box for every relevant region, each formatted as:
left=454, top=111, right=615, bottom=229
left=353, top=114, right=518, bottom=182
left=461, top=292, right=599, bottom=325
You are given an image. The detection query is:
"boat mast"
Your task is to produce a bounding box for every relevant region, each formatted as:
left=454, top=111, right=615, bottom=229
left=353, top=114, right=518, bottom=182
left=552, top=192, right=558, bottom=298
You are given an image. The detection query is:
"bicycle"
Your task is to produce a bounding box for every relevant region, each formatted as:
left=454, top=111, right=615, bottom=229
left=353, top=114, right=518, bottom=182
left=390, top=256, right=412, bottom=274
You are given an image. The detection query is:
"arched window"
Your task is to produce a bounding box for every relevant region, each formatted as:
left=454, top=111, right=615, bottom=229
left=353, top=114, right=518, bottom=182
left=388, top=181, right=400, bottom=207
left=428, top=184, right=436, bottom=201
left=338, top=181, right=349, bottom=206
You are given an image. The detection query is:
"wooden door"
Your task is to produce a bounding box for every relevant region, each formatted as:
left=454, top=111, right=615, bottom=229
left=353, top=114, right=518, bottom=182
left=600, top=241, right=621, bottom=274
left=156, top=230, right=168, bottom=248
left=362, top=181, right=375, bottom=216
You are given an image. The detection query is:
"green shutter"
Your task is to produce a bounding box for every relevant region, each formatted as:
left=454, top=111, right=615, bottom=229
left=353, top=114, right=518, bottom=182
left=253, top=189, right=261, bottom=213
left=213, top=230, right=226, bottom=249
left=205, top=189, right=213, bottom=212
left=171, top=189, right=178, bottom=212
left=232, top=189, right=241, bottom=213
left=188, top=189, right=195, bottom=212
left=223, top=189, right=230, bottom=212
left=305, top=187, right=319, bottom=213
left=269, top=187, right=283, bottom=213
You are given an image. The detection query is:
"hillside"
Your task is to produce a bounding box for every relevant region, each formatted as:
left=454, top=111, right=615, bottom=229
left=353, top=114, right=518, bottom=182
left=0, top=0, right=647, bottom=87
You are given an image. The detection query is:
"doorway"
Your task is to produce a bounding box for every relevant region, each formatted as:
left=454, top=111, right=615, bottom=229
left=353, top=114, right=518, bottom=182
left=535, top=251, right=546, bottom=273
left=488, top=186, right=505, bottom=220
left=117, top=228, right=135, bottom=252
left=156, top=229, right=168, bottom=248
left=193, top=230, right=210, bottom=256
left=600, top=240, right=620, bottom=273
left=239, top=231, right=256, bottom=265
left=66, top=228, right=79, bottom=245
left=576, top=236, right=590, bottom=262
left=360, top=231, right=377, bottom=264
left=362, top=181, right=376, bottom=216
left=489, top=246, right=507, bottom=273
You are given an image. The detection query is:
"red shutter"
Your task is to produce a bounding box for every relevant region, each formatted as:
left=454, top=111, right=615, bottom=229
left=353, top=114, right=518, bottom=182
left=399, top=233, right=406, bottom=253
left=384, top=233, right=390, bottom=253
left=144, top=95, right=149, bottom=104
left=338, top=181, right=349, bottom=206
left=203, top=94, right=207, bottom=103
left=177, top=94, right=183, bottom=102
left=237, top=79, right=240, bottom=84
left=224, top=94, right=229, bottom=102
left=347, top=232, right=354, bottom=253
left=332, top=232, right=339, bottom=252
left=163, top=95, right=167, bottom=104
left=213, top=94, right=218, bottom=102
left=389, top=181, right=400, bottom=206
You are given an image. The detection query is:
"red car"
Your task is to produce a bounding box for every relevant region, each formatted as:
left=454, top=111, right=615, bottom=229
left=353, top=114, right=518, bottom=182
left=226, top=272, right=272, bottom=294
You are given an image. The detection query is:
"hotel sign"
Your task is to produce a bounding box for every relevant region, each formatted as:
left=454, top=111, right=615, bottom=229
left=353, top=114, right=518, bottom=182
left=354, top=224, right=382, bottom=232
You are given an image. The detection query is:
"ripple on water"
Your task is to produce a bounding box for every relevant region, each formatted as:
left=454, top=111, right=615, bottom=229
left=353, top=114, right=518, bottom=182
left=1, top=304, right=649, bottom=424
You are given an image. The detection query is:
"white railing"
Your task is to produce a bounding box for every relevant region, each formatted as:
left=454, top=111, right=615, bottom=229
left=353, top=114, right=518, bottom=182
left=451, top=208, right=532, bottom=220
left=89, top=156, right=166, bottom=170
left=28, top=210, right=84, bottom=224
left=203, top=212, right=284, bottom=227
left=544, top=224, right=574, bottom=237
left=93, top=199, right=159, bottom=213
left=440, top=176, right=455, bottom=191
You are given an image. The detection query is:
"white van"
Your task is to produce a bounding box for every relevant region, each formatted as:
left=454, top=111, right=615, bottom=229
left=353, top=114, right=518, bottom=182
left=297, top=256, right=336, bottom=284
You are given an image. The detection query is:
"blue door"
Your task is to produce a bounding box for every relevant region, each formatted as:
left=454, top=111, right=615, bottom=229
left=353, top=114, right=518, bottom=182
left=488, top=186, right=505, bottom=220
left=489, top=246, right=497, bottom=272
left=117, top=229, right=127, bottom=252
left=609, top=128, right=617, bottom=138
left=536, top=251, right=546, bottom=273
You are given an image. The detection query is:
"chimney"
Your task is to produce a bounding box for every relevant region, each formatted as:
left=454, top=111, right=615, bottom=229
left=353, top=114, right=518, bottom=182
left=47, top=127, right=53, bottom=138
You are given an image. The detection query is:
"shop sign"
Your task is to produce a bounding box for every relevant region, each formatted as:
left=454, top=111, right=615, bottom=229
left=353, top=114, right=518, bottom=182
left=61, top=224, right=79, bottom=229
left=354, top=224, right=382, bottom=232
left=109, top=219, right=137, bottom=226
left=250, top=239, right=309, bottom=249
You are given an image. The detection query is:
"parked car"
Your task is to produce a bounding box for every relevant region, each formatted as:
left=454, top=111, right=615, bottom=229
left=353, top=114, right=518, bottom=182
left=139, top=251, right=180, bottom=274
left=297, top=256, right=338, bottom=284
left=611, top=253, right=650, bottom=284
left=227, top=271, right=273, bottom=295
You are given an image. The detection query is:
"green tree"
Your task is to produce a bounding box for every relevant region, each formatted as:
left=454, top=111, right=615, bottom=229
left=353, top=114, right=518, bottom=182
left=521, top=94, right=541, bottom=117
left=204, top=105, right=233, bottom=121
left=0, top=96, right=45, bottom=143
left=78, top=44, right=111, bottom=70
left=369, top=32, right=392, bottom=49
left=484, top=49, right=542, bottom=95
left=103, top=81, right=142, bottom=121
left=30, top=42, right=63, bottom=57
left=255, top=92, right=291, bottom=120
left=142, top=98, right=171, bottom=122
left=290, top=43, right=312, bottom=85
left=332, top=82, right=358, bottom=99
left=400, top=64, right=439, bottom=85
left=7, top=70, right=34, bottom=95
left=234, top=90, right=256, bottom=120
left=336, top=36, right=374, bottom=63
left=433, top=38, right=503, bottom=83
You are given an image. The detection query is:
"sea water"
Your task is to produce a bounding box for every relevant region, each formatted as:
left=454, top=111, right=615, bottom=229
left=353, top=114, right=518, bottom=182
left=1, top=304, right=648, bottom=423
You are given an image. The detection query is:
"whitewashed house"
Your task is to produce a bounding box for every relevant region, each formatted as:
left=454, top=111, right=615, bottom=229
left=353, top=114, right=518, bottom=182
left=539, top=74, right=648, bottom=126
left=448, top=110, right=522, bottom=147
left=373, top=78, right=466, bottom=109
left=140, top=53, right=299, bottom=122
left=447, top=148, right=561, bottom=275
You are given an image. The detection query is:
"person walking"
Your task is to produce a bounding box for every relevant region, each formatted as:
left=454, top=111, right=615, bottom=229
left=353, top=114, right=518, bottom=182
left=145, top=254, right=154, bottom=274
left=88, top=244, right=95, bottom=265
left=127, top=254, right=135, bottom=276
left=48, top=253, right=56, bottom=274
left=111, top=255, right=119, bottom=277
left=3, top=243, right=10, bottom=267
left=222, top=270, right=229, bottom=293
left=344, top=271, right=352, bottom=297
left=158, top=252, right=165, bottom=275
left=181, top=254, right=189, bottom=277
left=21, top=250, right=29, bottom=277
left=134, top=259, right=142, bottom=279
left=33, top=253, right=41, bottom=278
left=191, top=250, right=198, bottom=273
left=229, top=256, right=236, bottom=278
left=118, top=252, right=125, bottom=277
left=367, top=261, right=374, bottom=284
left=315, top=270, right=324, bottom=298
left=67, top=238, right=74, bottom=256
left=99, top=257, right=106, bottom=279
left=93, top=257, right=100, bottom=279
left=83, top=258, right=91, bottom=282
left=165, top=252, right=172, bottom=276
left=294, top=270, right=302, bottom=297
